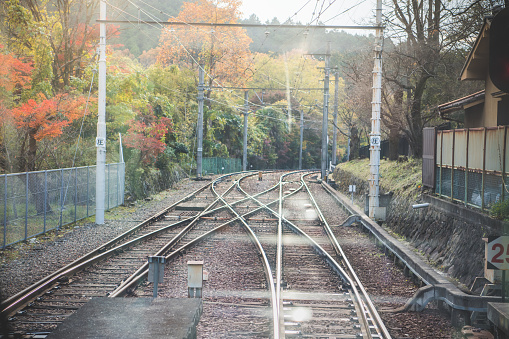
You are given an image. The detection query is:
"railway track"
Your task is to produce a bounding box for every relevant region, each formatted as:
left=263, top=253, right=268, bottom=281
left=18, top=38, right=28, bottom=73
left=1, top=171, right=391, bottom=338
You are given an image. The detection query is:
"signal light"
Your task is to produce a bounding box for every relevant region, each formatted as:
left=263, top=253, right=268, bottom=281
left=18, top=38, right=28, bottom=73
left=490, top=8, right=509, bottom=93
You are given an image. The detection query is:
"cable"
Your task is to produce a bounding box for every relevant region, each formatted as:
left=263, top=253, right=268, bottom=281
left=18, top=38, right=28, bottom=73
left=106, top=1, right=311, bottom=120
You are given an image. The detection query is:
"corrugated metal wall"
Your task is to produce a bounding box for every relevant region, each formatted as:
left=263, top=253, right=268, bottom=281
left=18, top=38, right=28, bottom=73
left=422, top=127, right=436, bottom=188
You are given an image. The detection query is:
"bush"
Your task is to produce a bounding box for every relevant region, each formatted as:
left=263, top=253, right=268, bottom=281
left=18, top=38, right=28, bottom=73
left=491, top=199, right=509, bottom=220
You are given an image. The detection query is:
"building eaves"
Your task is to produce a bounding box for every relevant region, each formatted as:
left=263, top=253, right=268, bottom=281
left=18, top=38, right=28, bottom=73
left=437, top=90, right=485, bottom=117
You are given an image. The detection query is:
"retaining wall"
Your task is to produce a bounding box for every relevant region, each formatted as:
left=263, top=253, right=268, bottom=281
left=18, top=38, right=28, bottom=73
left=333, top=166, right=508, bottom=287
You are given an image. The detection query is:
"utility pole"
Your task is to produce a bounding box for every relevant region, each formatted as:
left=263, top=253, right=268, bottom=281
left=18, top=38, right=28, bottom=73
left=321, top=42, right=331, bottom=180
left=242, top=91, right=249, bottom=171
left=332, top=71, right=339, bottom=165
left=369, top=0, right=383, bottom=219
left=95, top=0, right=106, bottom=225
left=299, top=110, right=304, bottom=170
left=197, top=65, right=204, bottom=178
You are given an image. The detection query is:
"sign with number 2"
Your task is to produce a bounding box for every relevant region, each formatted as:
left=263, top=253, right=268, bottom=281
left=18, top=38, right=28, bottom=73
left=487, top=236, right=509, bottom=270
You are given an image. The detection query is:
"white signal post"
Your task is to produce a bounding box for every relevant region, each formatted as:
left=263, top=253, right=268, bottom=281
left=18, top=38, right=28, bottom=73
left=368, top=0, right=383, bottom=219
left=96, top=0, right=107, bottom=225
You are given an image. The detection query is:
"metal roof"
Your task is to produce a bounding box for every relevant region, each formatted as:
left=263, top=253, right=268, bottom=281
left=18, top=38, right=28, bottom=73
left=437, top=90, right=485, bottom=116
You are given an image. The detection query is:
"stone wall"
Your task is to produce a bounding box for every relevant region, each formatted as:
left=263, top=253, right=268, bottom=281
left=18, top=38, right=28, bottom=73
left=333, top=166, right=507, bottom=287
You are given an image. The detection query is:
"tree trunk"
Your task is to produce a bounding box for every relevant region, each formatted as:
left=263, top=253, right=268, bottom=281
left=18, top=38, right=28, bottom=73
left=389, top=127, right=399, bottom=161
left=349, top=126, right=360, bottom=160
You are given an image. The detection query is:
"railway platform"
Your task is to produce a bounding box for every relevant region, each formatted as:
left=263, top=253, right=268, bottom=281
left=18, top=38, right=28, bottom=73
left=46, top=298, right=202, bottom=339
left=488, top=303, right=509, bottom=339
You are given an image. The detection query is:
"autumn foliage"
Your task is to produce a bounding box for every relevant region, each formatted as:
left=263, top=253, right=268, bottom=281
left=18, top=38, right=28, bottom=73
left=0, top=46, right=33, bottom=93
left=9, top=94, right=86, bottom=141
left=123, top=116, right=174, bottom=164
left=157, top=0, right=252, bottom=87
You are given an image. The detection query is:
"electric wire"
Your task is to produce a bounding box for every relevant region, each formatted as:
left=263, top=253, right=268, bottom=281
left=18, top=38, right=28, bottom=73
left=106, top=1, right=320, bottom=122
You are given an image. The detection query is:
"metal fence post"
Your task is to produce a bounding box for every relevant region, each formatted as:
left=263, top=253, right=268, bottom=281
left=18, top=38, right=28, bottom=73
left=482, top=127, right=487, bottom=211
left=25, top=172, right=28, bottom=241
left=59, top=168, right=64, bottom=229
left=122, top=162, right=125, bottom=205
left=451, top=129, right=455, bottom=202
left=87, top=166, right=90, bottom=217
left=74, top=168, right=77, bottom=222
left=3, top=174, right=7, bottom=248
left=44, top=170, right=47, bottom=233
left=107, top=163, right=110, bottom=211
left=465, top=129, right=469, bottom=205
left=438, top=131, right=444, bottom=197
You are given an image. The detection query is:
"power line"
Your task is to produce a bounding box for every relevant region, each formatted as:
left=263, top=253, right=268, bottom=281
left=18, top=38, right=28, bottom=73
left=97, top=20, right=381, bottom=30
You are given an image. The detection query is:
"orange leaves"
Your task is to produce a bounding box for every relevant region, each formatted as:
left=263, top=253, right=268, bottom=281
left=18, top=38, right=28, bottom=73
left=9, top=93, right=86, bottom=141
left=123, top=116, right=174, bottom=164
left=157, top=0, right=252, bottom=87
left=0, top=49, right=33, bottom=92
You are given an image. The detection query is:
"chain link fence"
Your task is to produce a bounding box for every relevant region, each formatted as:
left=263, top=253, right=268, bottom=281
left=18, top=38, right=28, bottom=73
left=202, top=157, right=241, bottom=175
left=1, top=163, right=125, bottom=249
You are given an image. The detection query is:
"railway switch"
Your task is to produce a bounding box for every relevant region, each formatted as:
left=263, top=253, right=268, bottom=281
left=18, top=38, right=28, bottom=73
left=188, top=260, right=204, bottom=298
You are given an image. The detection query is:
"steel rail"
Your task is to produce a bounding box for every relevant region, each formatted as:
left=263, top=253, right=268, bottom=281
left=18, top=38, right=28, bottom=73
left=0, top=180, right=213, bottom=316
left=109, top=172, right=246, bottom=297
left=237, top=172, right=352, bottom=284
left=238, top=171, right=386, bottom=338
left=2, top=171, right=260, bottom=313
left=108, top=172, right=283, bottom=297
left=301, top=173, right=391, bottom=339
left=2, top=173, right=259, bottom=316
left=237, top=171, right=306, bottom=338
left=211, top=173, right=280, bottom=339
left=109, top=188, right=285, bottom=298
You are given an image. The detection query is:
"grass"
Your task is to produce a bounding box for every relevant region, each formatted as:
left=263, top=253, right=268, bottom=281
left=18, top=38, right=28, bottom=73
left=335, top=157, right=423, bottom=198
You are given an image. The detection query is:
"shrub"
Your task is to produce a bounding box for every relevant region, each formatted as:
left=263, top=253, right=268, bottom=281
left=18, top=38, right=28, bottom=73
left=491, top=199, right=509, bottom=220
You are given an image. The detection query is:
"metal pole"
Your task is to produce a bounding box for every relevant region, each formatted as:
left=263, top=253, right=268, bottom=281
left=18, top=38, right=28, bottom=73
left=4, top=175, right=7, bottom=248
left=299, top=110, right=304, bottom=170
left=86, top=166, right=89, bottom=217
left=107, top=163, right=110, bottom=211
left=243, top=91, right=249, bottom=172
left=197, top=65, right=204, bottom=178
left=368, top=0, right=383, bottom=219
left=74, top=168, right=77, bottom=222
left=332, top=72, right=339, bottom=165
left=153, top=263, right=159, bottom=298
left=502, top=270, right=506, bottom=303
left=321, top=42, right=331, bottom=179
left=95, top=0, right=107, bottom=224
left=25, top=173, right=29, bottom=240
left=119, top=133, right=124, bottom=163
left=60, top=169, right=64, bottom=229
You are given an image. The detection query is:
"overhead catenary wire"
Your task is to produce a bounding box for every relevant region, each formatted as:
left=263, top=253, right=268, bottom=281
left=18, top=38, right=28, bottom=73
left=105, top=1, right=323, bottom=123
left=105, top=0, right=348, bottom=153
left=116, top=0, right=352, bottom=121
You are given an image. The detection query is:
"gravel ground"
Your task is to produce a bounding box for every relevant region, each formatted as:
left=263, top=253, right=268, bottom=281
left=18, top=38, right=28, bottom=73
left=307, top=181, right=464, bottom=339
left=0, top=178, right=210, bottom=301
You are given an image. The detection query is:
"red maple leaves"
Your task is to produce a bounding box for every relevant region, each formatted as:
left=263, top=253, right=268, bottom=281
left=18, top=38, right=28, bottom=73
left=123, top=116, right=174, bottom=164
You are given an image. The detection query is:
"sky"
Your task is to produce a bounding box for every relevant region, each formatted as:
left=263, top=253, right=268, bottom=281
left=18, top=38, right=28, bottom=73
left=239, top=0, right=378, bottom=27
